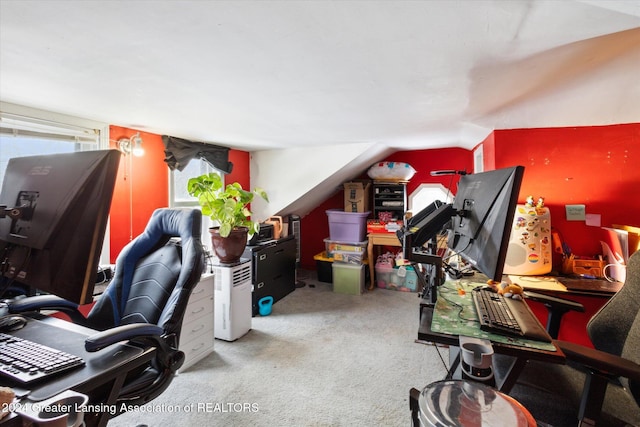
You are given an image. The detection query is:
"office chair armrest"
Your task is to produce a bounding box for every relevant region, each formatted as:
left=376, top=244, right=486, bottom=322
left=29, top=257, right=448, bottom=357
left=556, top=340, right=640, bottom=383
left=8, top=295, right=87, bottom=323
left=524, top=291, right=585, bottom=312
left=85, top=323, right=164, bottom=352
left=524, top=291, right=585, bottom=339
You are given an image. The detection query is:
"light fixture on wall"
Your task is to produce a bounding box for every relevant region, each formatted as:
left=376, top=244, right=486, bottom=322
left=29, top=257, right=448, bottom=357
left=118, top=132, right=145, bottom=157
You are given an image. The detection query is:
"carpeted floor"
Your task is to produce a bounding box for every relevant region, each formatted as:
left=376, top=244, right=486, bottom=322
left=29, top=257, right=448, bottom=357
left=107, top=271, right=448, bottom=426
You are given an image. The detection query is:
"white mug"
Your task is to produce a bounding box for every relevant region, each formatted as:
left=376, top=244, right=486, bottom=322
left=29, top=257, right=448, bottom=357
left=603, top=263, right=626, bottom=283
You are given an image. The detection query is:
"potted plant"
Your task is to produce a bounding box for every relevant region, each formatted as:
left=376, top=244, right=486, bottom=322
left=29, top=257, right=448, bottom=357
left=187, top=172, right=269, bottom=263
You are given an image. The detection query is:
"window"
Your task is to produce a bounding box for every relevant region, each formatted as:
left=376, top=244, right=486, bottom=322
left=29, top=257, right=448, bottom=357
left=169, top=158, right=222, bottom=248
left=408, top=183, right=453, bottom=215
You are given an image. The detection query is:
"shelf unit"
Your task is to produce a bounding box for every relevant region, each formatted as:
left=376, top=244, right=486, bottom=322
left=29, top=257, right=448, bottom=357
left=372, top=181, right=407, bottom=221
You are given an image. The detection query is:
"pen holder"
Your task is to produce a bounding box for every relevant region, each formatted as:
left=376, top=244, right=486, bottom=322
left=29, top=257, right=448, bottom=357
left=562, top=254, right=605, bottom=277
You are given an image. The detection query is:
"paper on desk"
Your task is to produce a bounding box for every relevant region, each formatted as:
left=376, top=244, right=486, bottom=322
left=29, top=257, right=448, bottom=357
left=508, top=275, right=567, bottom=292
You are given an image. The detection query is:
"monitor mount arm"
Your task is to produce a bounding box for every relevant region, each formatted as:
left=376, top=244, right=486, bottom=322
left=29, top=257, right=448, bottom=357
left=0, top=192, right=38, bottom=236
left=401, top=204, right=469, bottom=307
left=0, top=205, right=26, bottom=220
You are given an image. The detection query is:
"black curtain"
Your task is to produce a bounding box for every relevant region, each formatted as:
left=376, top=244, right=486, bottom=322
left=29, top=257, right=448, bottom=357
left=162, top=135, right=233, bottom=174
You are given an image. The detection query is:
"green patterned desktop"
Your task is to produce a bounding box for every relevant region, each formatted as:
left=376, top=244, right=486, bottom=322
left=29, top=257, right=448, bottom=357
left=417, top=279, right=565, bottom=393
left=430, top=280, right=557, bottom=352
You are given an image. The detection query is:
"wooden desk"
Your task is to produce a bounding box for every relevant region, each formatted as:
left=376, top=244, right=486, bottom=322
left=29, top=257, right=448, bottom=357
left=367, top=232, right=402, bottom=290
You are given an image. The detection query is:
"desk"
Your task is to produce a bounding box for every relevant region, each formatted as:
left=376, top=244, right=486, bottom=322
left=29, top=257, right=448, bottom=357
left=417, top=281, right=565, bottom=393
left=367, top=232, right=402, bottom=290
left=1, top=314, right=156, bottom=427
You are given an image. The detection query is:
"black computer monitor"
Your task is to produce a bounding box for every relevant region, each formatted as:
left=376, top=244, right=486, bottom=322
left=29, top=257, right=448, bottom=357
left=403, top=200, right=454, bottom=250
left=448, top=165, right=524, bottom=281
left=403, top=166, right=524, bottom=305
left=0, top=150, right=121, bottom=304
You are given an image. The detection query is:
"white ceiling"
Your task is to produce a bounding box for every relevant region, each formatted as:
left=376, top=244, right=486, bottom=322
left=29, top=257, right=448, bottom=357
left=1, top=0, right=639, bottom=152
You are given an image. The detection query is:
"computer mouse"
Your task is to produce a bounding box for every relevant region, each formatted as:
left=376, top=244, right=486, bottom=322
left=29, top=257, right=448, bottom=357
left=0, top=315, right=27, bottom=332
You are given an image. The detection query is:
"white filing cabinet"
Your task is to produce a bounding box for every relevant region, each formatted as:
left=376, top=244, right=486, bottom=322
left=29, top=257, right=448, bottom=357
left=179, top=273, right=215, bottom=371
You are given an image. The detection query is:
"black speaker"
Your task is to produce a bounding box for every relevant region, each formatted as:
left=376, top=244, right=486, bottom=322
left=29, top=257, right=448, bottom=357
left=288, top=214, right=301, bottom=265
left=287, top=214, right=305, bottom=288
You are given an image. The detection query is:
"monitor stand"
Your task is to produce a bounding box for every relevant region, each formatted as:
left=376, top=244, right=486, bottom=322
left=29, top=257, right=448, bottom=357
left=405, top=236, right=445, bottom=307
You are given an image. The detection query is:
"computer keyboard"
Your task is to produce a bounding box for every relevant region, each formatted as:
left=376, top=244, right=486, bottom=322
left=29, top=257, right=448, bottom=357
left=0, top=333, right=85, bottom=384
left=471, top=287, right=552, bottom=343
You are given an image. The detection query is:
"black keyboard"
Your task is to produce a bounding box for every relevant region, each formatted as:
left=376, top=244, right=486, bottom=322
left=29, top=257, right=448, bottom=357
left=471, top=287, right=552, bottom=342
left=0, top=333, right=85, bottom=384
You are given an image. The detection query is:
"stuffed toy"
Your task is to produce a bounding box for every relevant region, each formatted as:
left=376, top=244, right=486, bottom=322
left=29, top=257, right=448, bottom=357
left=487, top=280, right=524, bottom=300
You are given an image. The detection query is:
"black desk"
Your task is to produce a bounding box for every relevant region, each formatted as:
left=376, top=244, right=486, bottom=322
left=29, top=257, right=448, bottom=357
left=1, top=314, right=156, bottom=427
left=417, top=282, right=566, bottom=393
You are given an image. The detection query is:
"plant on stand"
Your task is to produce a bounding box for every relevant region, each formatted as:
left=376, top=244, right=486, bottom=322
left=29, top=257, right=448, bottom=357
left=187, top=172, right=269, bottom=263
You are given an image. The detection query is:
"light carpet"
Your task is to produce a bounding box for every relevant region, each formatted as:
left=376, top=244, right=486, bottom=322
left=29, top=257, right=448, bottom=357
left=108, top=271, right=448, bottom=426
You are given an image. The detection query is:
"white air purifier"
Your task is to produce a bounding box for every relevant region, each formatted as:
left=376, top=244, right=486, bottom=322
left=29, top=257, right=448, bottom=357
left=503, top=203, right=552, bottom=276
left=213, top=259, right=252, bottom=341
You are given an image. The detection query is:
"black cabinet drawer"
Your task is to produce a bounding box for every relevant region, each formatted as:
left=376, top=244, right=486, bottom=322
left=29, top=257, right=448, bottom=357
left=250, top=236, right=296, bottom=283
left=244, top=235, right=297, bottom=316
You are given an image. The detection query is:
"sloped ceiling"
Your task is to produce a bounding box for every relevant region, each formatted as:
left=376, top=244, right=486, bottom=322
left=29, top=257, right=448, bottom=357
left=1, top=0, right=639, bottom=152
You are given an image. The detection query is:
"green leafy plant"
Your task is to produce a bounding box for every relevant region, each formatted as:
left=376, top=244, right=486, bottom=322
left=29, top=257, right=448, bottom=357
left=187, top=172, right=269, bottom=238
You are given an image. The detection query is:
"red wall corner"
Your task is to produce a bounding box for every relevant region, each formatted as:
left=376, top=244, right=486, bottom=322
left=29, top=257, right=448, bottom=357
left=108, top=126, right=169, bottom=262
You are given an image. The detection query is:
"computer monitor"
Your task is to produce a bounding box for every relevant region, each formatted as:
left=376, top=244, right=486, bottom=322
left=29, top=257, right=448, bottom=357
left=402, top=166, right=524, bottom=305
left=0, top=150, right=121, bottom=304
left=403, top=200, right=454, bottom=250
left=448, top=165, right=524, bottom=281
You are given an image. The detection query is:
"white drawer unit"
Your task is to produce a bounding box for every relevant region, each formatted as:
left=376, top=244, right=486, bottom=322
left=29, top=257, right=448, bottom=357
left=179, top=273, right=215, bottom=371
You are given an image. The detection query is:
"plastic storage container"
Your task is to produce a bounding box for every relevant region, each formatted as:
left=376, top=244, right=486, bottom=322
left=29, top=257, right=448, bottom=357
left=376, top=265, right=419, bottom=292
left=314, top=252, right=334, bottom=283
left=326, top=210, right=370, bottom=242
left=324, top=238, right=368, bottom=257
left=332, top=250, right=365, bottom=265
left=332, top=263, right=365, bottom=295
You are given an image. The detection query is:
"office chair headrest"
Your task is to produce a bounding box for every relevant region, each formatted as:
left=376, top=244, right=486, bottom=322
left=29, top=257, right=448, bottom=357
left=143, top=208, right=203, bottom=244
left=88, top=208, right=204, bottom=328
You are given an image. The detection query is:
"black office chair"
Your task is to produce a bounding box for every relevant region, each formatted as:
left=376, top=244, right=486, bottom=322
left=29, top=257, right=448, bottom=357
left=9, top=208, right=205, bottom=418
left=502, top=250, right=640, bottom=426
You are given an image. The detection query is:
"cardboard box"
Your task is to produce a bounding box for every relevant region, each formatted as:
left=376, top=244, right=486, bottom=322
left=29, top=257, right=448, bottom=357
left=343, top=181, right=371, bottom=213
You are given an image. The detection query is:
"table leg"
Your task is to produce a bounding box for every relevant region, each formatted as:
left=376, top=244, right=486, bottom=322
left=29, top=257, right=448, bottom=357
left=368, top=238, right=375, bottom=290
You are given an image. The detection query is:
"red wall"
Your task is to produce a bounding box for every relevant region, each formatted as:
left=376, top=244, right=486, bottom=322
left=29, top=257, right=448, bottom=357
left=227, top=150, right=251, bottom=191
left=108, top=127, right=169, bottom=261
left=108, top=126, right=251, bottom=262
left=493, top=123, right=640, bottom=258
left=491, top=124, right=640, bottom=346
